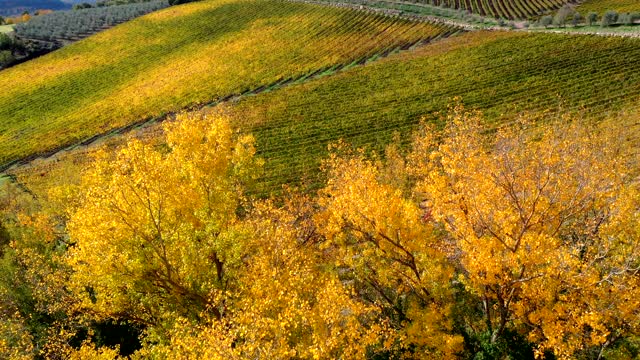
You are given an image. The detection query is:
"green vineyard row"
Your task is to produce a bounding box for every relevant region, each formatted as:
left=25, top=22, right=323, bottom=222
left=320, top=0, right=572, bottom=19
left=232, top=31, right=640, bottom=195
left=577, top=0, right=640, bottom=15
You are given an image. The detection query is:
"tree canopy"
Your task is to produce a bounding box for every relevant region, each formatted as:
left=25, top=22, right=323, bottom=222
left=0, top=106, right=639, bottom=359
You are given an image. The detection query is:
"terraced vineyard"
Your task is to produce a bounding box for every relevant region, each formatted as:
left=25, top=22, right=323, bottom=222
left=0, top=0, right=458, bottom=169
left=232, top=31, right=640, bottom=194
left=577, top=0, right=640, bottom=15
left=324, top=0, right=573, bottom=19
left=418, top=0, right=573, bottom=19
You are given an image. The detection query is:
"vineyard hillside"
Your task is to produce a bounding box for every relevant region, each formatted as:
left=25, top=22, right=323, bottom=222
left=230, top=30, right=640, bottom=194
left=322, top=0, right=574, bottom=19
left=3, top=0, right=640, bottom=358
left=0, top=0, right=457, bottom=169
left=576, top=0, right=640, bottom=15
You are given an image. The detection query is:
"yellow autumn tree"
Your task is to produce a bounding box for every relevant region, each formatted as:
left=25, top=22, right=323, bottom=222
left=137, top=194, right=389, bottom=359
left=0, top=178, right=89, bottom=360
left=315, top=143, right=464, bottom=358
left=67, top=111, right=387, bottom=359
left=66, top=111, right=261, bottom=336
left=408, top=103, right=639, bottom=358
left=232, top=197, right=388, bottom=359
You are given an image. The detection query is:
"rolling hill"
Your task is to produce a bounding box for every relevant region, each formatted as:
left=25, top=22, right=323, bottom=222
left=576, top=0, right=640, bottom=15
left=320, top=0, right=575, bottom=20
left=12, top=27, right=640, bottom=198
left=230, top=30, right=640, bottom=194
left=3, top=1, right=640, bottom=359
left=0, top=0, right=458, bottom=170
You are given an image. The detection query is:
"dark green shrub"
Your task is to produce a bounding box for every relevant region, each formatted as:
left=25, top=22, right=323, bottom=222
left=601, top=10, right=619, bottom=27
left=0, top=33, right=11, bottom=50
left=169, top=0, right=197, bottom=5
left=0, top=50, right=15, bottom=67
left=73, top=3, right=94, bottom=10
left=620, top=13, right=633, bottom=26
left=540, top=15, right=553, bottom=28
left=587, top=12, right=598, bottom=26
left=572, top=12, right=583, bottom=26
left=553, top=4, right=574, bottom=27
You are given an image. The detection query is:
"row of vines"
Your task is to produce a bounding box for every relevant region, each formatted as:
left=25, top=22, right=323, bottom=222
left=233, top=31, right=640, bottom=195
left=577, top=0, right=640, bottom=15
left=319, top=0, right=574, bottom=19
left=0, top=0, right=459, bottom=168
left=408, top=0, right=573, bottom=18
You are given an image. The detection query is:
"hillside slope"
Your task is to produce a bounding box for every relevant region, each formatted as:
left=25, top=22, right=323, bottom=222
left=0, top=0, right=456, bottom=169
left=231, top=31, right=640, bottom=194
left=320, top=0, right=574, bottom=19
left=576, top=0, right=640, bottom=15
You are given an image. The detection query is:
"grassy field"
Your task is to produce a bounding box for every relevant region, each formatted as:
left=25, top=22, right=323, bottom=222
left=0, top=0, right=456, bottom=169
left=577, top=0, right=640, bottom=15
left=229, top=31, right=640, bottom=194
left=0, top=25, right=14, bottom=34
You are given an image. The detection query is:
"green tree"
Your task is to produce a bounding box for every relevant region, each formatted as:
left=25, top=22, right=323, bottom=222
left=572, top=12, right=583, bottom=26
left=0, top=50, right=14, bottom=68
left=0, top=33, right=11, bottom=50
left=602, top=10, right=619, bottom=27
left=168, top=0, right=197, bottom=5
left=553, top=5, right=574, bottom=27
left=540, top=15, right=553, bottom=28
left=72, top=3, right=94, bottom=10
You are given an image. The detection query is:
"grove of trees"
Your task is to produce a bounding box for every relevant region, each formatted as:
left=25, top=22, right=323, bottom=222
left=0, top=32, right=24, bottom=68
left=14, top=1, right=168, bottom=42
left=0, top=105, right=639, bottom=359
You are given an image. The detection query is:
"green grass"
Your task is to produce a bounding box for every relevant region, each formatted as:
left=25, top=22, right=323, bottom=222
left=0, top=0, right=455, bottom=169
left=0, top=25, right=14, bottom=34
left=577, top=0, right=640, bottom=15
left=232, top=31, right=640, bottom=195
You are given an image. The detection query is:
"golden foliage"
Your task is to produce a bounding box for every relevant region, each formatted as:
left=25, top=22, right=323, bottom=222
left=3, top=103, right=639, bottom=359
left=409, top=102, right=639, bottom=358
left=316, top=142, right=464, bottom=357
left=231, top=198, right=386, bottom=359
left=143, top=195, right=388, bottom=359
left=0, top=316, right=34, bottom=360
left=66, top=343, right=121, bottom=360
left=66, top=111, right=261, bottom=331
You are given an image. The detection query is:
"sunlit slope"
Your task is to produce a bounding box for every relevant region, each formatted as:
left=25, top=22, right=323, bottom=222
left=234, top=31, right=640, bottom=194
left=331, top=0, right=571, bottom=19
left=0, top=0, right=454, bottom=167
left=439, top=0, right=568, bottom=19
left=577, top=0, right=640, bottom=14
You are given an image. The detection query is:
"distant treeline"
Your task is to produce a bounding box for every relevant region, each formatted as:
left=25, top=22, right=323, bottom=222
left=73, top=0, right=159, bottom=9
left=75, top=0, right=196, bottom=8
left=0, top=0, right=71, bottom=17
left=0, top=31, right=24, bottom=68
